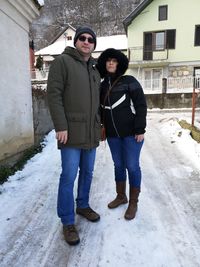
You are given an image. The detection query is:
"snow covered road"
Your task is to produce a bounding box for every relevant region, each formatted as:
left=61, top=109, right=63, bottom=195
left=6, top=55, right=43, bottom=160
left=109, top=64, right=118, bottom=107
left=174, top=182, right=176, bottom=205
left=0, top=111, right=200, bottom=267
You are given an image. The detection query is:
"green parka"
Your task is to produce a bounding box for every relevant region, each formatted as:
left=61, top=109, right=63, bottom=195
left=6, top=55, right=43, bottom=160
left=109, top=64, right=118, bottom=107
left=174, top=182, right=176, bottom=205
left=47, top=47, right=101, bottom=149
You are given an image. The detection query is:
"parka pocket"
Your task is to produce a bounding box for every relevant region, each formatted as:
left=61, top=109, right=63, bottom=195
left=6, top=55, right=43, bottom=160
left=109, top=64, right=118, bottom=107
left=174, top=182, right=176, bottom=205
left=67, top=113, right=87, bottom=144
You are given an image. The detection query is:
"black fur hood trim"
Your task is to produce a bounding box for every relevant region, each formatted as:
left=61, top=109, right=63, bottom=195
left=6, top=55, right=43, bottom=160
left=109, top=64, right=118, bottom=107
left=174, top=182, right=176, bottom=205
left=97, top=48, right=129, bottom=78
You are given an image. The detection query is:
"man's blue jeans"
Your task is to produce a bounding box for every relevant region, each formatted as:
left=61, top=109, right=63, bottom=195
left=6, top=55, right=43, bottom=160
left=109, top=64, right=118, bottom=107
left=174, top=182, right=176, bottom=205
left=57, top=147, right=96, bottom=225
left=107, top=136, right=144, bottom=188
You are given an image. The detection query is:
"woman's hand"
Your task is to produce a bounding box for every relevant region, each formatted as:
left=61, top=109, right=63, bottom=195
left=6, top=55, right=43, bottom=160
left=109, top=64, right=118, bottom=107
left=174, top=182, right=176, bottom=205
left=56, top=130, right=68, bottom=144
left=135, top=134, right=144, bottom=142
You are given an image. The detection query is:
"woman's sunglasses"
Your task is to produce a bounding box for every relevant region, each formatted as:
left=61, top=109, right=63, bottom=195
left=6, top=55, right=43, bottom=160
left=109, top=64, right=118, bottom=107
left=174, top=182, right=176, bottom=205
left=78, top=35, right=95, bottom=44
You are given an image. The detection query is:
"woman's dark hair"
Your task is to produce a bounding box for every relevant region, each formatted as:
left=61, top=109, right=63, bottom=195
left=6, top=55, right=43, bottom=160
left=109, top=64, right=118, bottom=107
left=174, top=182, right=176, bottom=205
left=97, top=48, right=129, bottom=78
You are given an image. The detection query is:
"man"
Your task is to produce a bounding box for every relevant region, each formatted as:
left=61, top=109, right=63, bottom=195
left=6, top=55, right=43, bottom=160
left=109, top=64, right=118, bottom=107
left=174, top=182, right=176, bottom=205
left=47, top=26, right=101, bottom=246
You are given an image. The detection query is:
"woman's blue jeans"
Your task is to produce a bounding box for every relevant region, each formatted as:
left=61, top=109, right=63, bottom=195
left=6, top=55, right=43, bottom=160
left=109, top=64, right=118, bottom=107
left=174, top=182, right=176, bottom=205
left=57, top=147, right=96, bottom=225
left=107, top=136, right=144, bottom=188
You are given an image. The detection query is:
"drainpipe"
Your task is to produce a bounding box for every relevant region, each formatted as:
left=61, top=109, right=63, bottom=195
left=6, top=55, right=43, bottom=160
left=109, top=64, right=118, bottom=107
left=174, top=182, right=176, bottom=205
left=128, top=48, right=130, bottom=61
left=191, top=71, right=196, bottom=127
left=162, top=78, right=167, bottom=94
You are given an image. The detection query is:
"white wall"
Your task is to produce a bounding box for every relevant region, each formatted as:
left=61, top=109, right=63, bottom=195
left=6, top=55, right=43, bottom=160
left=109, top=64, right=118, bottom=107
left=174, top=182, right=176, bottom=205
left=56, top=27, right=75, bottom=47
left=0, top=0, right=39, bottom=162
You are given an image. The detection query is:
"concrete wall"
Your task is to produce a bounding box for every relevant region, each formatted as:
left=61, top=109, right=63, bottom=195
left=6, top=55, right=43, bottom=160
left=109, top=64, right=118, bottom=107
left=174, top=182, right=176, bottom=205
left=32, top=87, right=54, bottom=145
left=0, top=0, right=39, bottom=165
left=146, top=92, right=200, bottom=109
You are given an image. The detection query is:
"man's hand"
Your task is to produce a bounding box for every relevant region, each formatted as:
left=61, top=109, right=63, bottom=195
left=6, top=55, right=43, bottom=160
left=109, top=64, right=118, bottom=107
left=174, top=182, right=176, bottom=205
left=56, top=131, right=68, bottom=144
left=135, top=134, right=144, bottom=142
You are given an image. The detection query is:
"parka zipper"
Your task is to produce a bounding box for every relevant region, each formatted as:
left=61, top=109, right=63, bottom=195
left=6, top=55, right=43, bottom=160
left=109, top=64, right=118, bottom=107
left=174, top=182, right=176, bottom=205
left=108, top=78, right=120, bottom=138
left=87, top=63, right=93, bottom=148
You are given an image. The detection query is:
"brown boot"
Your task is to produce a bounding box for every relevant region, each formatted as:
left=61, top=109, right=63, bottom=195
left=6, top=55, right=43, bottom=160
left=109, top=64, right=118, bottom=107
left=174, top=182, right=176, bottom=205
left=124, top=187, right=140, bottom=220
left=63, top=225, right=80, bottom=245
left=76, top=207, right=100, bottom=222
left=108, top=181, right=128, bottom=209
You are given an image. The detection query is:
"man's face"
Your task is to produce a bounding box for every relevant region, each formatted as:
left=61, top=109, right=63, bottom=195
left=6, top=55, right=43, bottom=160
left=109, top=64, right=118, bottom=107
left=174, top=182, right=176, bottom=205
left=75, top=33, right=95, bottom=57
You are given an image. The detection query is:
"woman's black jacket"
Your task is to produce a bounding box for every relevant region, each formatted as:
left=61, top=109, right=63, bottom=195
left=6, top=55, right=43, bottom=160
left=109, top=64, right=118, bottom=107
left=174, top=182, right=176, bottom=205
left=100, top=75, right=147, bottom=138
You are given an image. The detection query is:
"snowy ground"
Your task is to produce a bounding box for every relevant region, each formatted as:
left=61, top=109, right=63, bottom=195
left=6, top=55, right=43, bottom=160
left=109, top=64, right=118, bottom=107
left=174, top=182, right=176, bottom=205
left=0, top=110, right=200, bottom=267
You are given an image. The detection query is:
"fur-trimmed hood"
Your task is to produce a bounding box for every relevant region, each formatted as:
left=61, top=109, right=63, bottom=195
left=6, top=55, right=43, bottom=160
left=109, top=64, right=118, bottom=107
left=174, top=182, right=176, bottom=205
left=97, top=48, right=129, bottom=78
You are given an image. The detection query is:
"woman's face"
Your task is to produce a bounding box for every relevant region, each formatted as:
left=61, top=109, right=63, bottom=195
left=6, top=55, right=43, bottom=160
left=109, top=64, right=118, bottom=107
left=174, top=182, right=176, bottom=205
left=106, top=58, right=118, bottom=73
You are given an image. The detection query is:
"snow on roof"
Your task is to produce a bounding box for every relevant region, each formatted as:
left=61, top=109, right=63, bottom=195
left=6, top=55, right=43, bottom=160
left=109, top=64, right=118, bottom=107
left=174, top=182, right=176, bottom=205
left=37, top=0, right=44, bottom=5
left=35, top=34, right=127, bottom=56
left=95, top=35, right=127, bottom=52
left=35, top=40, right=73, bottom=56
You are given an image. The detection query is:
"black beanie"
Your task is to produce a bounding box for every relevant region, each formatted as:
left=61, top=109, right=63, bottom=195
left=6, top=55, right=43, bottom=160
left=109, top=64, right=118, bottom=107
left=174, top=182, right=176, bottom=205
left=74, top=26, right=97, bottom=49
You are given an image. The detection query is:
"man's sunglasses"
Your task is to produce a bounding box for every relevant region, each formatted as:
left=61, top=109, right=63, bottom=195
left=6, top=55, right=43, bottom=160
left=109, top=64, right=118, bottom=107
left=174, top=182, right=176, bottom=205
left=78, top=35, right=95, bottom=44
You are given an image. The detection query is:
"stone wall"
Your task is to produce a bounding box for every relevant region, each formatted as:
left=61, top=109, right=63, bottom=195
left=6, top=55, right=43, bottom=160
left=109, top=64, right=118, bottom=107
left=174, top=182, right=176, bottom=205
left=169, top=66, right=193, bottom=78
left=32, top=86, right=54, bottom=145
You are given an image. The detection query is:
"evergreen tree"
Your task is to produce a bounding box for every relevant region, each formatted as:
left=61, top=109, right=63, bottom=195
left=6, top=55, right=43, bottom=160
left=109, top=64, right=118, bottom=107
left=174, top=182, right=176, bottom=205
left=35, top=55, right=43, bottom=70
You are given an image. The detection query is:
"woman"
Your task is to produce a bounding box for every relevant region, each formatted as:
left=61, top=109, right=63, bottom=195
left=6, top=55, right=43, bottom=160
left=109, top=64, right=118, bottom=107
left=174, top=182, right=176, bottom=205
left=97, top=48, right=147, bottom=220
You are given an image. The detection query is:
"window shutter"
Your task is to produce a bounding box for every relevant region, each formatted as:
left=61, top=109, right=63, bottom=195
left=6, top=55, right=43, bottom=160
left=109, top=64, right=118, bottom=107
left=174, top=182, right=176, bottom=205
left=195, top=25, right=200, bottom=46
left=166, top=30, right=176, bottom=49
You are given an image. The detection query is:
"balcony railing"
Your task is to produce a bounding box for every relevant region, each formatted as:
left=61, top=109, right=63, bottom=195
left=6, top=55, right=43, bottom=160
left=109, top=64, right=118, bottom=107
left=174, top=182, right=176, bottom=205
left=167, top=76, right=200, bottom=92
left=128, top=46, right=169, bottom=63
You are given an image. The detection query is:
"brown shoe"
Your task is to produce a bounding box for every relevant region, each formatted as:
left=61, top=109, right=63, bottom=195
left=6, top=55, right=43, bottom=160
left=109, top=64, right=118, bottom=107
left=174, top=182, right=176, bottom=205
left=76, top=207, right=100, bottom=222
left=108, top=195, right=128, bottom=209
left=124, top=187, right=140, bottom=220
left=108, top=181, right=128, bottom=209
left=63, top=225, right=80, bottom=245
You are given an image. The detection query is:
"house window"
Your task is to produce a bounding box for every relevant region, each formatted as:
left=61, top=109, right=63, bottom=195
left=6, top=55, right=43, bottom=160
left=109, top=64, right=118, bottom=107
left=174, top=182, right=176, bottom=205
left=153, top=32, right=165, bottom=50
left=159, top=5, right=168, bottom=21
left=144, top=29, right=175, bottom=55
left=195, top=25, right=200, bottom=46
left=67, top=36, right=72, bottom=40
left=166, top=29, right=176, bottom=49
left=144, top=68, right=163, bottom=90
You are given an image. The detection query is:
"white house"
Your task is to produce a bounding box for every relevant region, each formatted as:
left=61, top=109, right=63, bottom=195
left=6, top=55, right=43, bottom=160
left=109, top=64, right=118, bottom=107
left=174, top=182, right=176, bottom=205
left=0, top=0, right=41, bottom=164
left=35, top=24, right=76, bottom=69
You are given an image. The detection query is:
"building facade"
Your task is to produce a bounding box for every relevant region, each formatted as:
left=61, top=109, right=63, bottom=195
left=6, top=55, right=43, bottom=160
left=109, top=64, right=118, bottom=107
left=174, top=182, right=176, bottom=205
left=123, top=0, right=200, bottom=93
left=0, top=0, right=40, bottom=164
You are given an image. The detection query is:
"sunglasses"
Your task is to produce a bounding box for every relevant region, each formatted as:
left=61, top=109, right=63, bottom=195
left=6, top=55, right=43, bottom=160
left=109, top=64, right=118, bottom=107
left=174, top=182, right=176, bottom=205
left=78, top=35, right=95, bottom=44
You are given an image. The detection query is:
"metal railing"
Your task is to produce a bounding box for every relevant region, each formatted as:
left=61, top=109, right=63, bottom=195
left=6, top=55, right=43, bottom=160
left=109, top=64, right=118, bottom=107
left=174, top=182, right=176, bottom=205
left=139, top=76, right=200, bottom=94
left=140, top=78, right=163, bottom=94
left=167, top=76, right=195, bottom=93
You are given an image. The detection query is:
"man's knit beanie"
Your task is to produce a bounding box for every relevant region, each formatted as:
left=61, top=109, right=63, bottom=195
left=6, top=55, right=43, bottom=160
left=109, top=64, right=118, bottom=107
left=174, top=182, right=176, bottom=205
left=74, top=26, right=97, bottom=49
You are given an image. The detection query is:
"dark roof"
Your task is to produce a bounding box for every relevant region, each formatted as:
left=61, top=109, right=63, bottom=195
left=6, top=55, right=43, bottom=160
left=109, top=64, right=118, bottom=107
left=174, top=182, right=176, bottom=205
left=123, top=0, right=154, bottom=32
left=49, top=24, right=76, bottom=44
